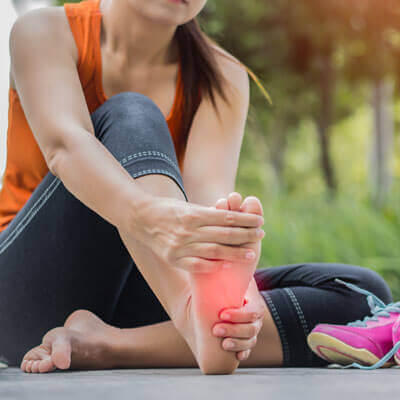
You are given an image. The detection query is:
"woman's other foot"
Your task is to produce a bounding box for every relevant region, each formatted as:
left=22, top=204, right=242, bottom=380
left=20, top=310, right=119, bottom=373
left=307, top=280, right=400, bottom=368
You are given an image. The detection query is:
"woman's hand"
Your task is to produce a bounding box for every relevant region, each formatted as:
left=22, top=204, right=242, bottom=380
left=126, top=195, right=265, bottom=273
left=212, top=278, right=267, bottom=361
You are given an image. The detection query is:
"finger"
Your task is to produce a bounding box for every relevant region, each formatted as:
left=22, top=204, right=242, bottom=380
left=180, top=257, right=225, bottom=274
left=227, top=192, right=242, bottom=211
left=219, top=307, right=265, bottom=323
left=197, top=207, right=264, bottom=229
left=222, top=337, right=257, bottom=352
left=195, top=226, right=265, bottom=246
left=213, top=321, right=258, bottom=340
left=180, top=242, right=256, bottom=263
left=237, top=349, right=251, bottom=362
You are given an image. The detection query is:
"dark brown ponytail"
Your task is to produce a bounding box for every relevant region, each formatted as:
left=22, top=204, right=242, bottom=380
left=174, top=18, right=271, bottom=151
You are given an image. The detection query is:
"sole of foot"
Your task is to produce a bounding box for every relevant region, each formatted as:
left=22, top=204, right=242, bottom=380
left=187, top=193, right=264, bottom=372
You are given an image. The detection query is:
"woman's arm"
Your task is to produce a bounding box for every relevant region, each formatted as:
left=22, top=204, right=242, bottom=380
left=181, top=51, right=266, bottom=367
left=10, top=8, right=263, bottom=272
left=9, top=8, right=152, bottom=231
left=181, top=51, right=249, bottom=206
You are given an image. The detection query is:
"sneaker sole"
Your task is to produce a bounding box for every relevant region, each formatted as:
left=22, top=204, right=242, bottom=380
left=307, top=332, right=394, bottom=367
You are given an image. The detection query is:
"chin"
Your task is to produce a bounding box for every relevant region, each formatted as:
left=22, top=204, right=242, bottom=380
left=130, top=0, right=205, bottom=26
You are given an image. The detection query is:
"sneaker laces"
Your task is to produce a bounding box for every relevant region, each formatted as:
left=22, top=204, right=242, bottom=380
left=335, top=278, right=400, bottom=327
left=328, top=278, right=400, bottom=370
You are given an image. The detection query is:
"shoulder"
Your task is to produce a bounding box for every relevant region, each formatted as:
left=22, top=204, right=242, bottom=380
left=9, top=6, right=78, bottom=88
left=10, top=5, right=74, bottom=44
left=206, top=39, right=250, bottom=104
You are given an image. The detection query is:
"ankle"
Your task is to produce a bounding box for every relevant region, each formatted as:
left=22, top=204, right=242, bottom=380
left=99, top=326, right=130, bottom=369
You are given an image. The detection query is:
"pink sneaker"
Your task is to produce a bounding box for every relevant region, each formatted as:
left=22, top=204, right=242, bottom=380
left=392, top=315, right=400, bottom=365
left=307, top=278, right=400, bottom=369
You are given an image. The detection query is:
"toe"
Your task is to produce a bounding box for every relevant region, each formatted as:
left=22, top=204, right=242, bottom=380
left=227, top=192, right=242, bottom=211
left=215, top=198, right=229, bottom=210
left=39, top=359, right=55, bottom=373
left=26, top=360, right=33, bottom=373
left=31, top=360, right=40, bottom=373
left=21, top=344, right=55, bottom=373
left=51, top=335, right=72, bottom=370
left=240, top=196, right=263, bottom=216
left=20, top=359, right=28, bottom=372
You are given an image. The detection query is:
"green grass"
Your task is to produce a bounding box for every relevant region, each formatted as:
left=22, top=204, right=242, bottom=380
left=234, top=100, right=400, bottom=299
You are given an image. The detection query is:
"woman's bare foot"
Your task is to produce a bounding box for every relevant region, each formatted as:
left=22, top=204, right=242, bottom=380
left=20, top=310, right=119, bottom=373
left=186, top=192, right=264, bottom=373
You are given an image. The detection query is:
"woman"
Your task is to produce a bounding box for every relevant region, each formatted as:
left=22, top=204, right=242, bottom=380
left=0, top=0, right=392, bottom=374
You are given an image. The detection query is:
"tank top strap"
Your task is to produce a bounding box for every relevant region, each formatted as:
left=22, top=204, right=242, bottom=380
left=63, top=0, right=102, bottom=89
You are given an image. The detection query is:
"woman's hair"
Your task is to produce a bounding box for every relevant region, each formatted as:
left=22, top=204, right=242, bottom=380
left=174, top=18, right=271, bottom=153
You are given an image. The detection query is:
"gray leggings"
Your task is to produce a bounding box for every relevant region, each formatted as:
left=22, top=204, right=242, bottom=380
left=0, top=92, right=392, bottom=367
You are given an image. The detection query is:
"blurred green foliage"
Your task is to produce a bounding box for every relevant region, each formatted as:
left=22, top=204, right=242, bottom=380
left=236, top=106, right=400, bottom=297
left=200, top=0, right=400, bottom=297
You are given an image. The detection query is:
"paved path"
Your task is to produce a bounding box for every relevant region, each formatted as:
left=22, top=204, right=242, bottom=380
left=0, top=367, right=398, bottom=399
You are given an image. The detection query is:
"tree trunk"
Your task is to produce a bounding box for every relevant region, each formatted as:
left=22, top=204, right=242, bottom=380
left=316, top=52, right=337, bottom=195
left=370, top=78, right=394, bottom=207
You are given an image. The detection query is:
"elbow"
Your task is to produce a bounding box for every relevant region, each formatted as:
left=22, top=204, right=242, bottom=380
left=46, top=148, right=65, bottom=178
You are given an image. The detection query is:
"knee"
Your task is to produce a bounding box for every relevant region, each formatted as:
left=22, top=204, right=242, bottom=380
left=106, top=92, right=168, bottom=129
left=92, top=91, right=172, bottom=142
left=91, top=91, right=178, bottom=163
left=353, top=267, right=393, bottom=304
left=315, top=263, right=393, bottom=305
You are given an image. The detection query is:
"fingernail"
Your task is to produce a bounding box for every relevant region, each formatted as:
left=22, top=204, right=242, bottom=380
left=257, top=229, right=265, bottom=238
left=221, top=312, right=230, bottom=320
left=214, top=327, right=226, bottom=336
left=225, top=341, right=235, bottom=349
left=245, top=251, right=255, bottom=260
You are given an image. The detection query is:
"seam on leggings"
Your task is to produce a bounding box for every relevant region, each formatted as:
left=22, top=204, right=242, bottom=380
left=263, top=292, right=291, bottom=365
left=284, top=288, right=313, bottom=365
left=119, top=151, right=180, bottom=174
left=0, top=176, right=61, bottom=255
left=131, top=168, right=187, bottom=201
left=121, top=156, right=181, bottom=177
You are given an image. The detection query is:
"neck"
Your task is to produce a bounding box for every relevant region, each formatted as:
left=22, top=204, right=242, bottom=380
left=99, top=0, right=179, bottom=68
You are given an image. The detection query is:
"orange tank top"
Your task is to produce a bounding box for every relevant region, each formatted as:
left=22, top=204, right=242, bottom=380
left=0, top=0, right=186, bottom=233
